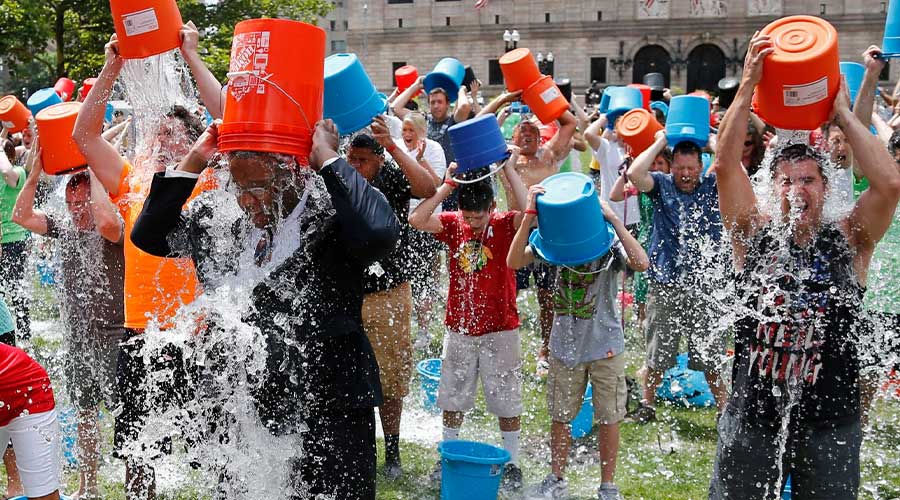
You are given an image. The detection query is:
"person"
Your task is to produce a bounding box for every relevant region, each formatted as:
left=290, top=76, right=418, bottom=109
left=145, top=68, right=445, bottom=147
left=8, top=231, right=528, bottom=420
left=345, top=116, right=439, bottom=480
left=129, top=116, right=400, bottom=499
left=741, top=122, right=766, bottom=177
left=508, top=185, right=649, bottom=500
left=710, top=32, right=900, bottom=499
left=625, top=129, right=728, bottom=423
left=12, top=141, right=125, bottom=500
left=0, top=328, right=61, bottom=500
left=583, top=113, right=641, bottom=231
left=0, top=138, right=31, bottom=343
left=409, top=157, right=528, bottom=492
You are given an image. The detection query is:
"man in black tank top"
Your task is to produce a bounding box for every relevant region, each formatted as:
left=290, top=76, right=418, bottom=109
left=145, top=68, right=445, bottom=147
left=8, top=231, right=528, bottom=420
left=710, top=34, right=900, bottom=500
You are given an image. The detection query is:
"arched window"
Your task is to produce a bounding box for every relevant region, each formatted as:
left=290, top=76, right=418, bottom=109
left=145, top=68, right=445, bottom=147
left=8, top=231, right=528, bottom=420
left=632, top=45, right=671, bottom=88
left=687, top=44, right=726, bottom=92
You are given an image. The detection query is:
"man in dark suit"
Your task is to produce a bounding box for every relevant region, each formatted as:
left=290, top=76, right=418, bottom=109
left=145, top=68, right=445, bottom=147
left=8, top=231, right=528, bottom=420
left=130, top=118, right=400, bottom=499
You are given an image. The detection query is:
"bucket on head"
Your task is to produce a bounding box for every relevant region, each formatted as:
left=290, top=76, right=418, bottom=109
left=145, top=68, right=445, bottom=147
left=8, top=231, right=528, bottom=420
left=555, top=78, right=572, bottom=103
left=883, top=0, right=900, bottom=57
left=462, top=65, right=477, bottom=90
left=0, top=96, right=33, bottom=134
left=598, top=86, right=617, bottom=114
left=606, top=86, right=644, bottom=125
left=650, top=100, right=669, bottom=119
left=449, top=115, right=510, bottom=174
left=110, top=0, right=184, bottom=59
left=666, top=95, right=711, bottom=148
left=80, top=78, right=98, bottom=101
left=570, top=385, right=593, bottom=439
left=395, top=65, right=421, bottom=97
left=757, top=15, right=840, bottom=131
left=323, top=53, right=386, bottom=136
left=417, top=358, right=441, bottom=413
left=439, top=440, right=511, bottom=500
left=628, top=83, right=652, bottom=110
left=500, top=48, right=543, bottom=93
left=616, top=108, right=664, bottom=156
left=530, top=172, right=616, bottom=266
left=54, top=78, right=76, bottom=102
left=522, top=75, right=568, bottom=125
left=717, top=77, right=740, bottom=108
left=27, top=88, right=63, bottom=116
left=220, top=19, right=325, bottom=164
left=644, top=72, right=666, bottom=100
left=424, top=57, right=465, bottom=103
left=36, top=102, right=88, bottom=175
left=840, top=61, right=866, bottom=106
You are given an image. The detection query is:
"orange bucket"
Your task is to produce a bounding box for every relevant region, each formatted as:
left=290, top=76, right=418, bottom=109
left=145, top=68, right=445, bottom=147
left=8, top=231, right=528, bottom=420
left=500, top=48, right=542, bottom=92
left=110, top=0, right=183, bottom=59
left=522, top=75, right=568, bottom=125
left=395, top=65, right=421, bottom=97
left=628, top=83, right=652, bottom=110
left=757, top=15, right=840, bottom=130
left=35, top=102, right=88, bottom=175
left=219, top=19, right=325, bottom=165
left=0, top=96, right=33, bottom=134
left=616, top=108, right=663, bottom=157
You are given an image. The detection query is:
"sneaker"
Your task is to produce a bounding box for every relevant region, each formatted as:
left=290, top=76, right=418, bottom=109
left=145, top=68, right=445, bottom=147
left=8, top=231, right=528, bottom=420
left=383, top=459, right=402, bottom=481
left=414, top=328, right=431, bottom=350
left=625, top=402, right=656, bottom=424
left=597, top=483, right=623, bottom=500
left=429, top=460, right=442, bottom=488
left=527, top=473, right=569, bottom=499
left=501, top=463, right=524, bottom=493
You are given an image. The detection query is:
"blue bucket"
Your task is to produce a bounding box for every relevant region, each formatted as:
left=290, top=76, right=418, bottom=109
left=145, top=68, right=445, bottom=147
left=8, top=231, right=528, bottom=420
left=666, top=95, right=710, bottom=148
left=606, top=87, right=643, bottom=126
left=324, top=53, right=387, bottom=136
left=656, top=353, right=715, bottom=407
left=884, top=0, right=900, bottom=57
left=570, top=384, right=593, bottom=439
left=650, top=100, right=669, bottom=118
left=104, top=102, right=115, bottom=124
left=26, top=88, right=63, bottom=116
left=439, top=440, right=510, bottom=500
left=417, top=358, right=441, bottom=414
left=840, top=61, right=865, bottom=106
left=448, top=115, right=510, bottom=174
left=58, top=407, right=78, bottom=467
left=598, top=87, right=617, bottom=114
left=424, top=57, right=465, bottom=103
left=530, top=172, right=616, bottom=266
left=702, top=152, right=713, bottom=176
left=781, top=474, right=792, bottom=500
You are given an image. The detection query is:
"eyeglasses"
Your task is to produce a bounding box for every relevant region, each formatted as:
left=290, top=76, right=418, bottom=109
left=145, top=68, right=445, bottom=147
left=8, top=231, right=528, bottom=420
left=744, top=140, right=754, bottom=147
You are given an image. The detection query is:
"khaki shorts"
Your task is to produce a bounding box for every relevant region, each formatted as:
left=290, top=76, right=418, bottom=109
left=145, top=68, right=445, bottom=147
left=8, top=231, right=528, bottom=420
left=437, top=329, right=522, bottom=418
left=547, top=354, right=627, bottom=425
left=645, top=282, right=725, bottom=373
left=362, top=282, right=413, bottom=399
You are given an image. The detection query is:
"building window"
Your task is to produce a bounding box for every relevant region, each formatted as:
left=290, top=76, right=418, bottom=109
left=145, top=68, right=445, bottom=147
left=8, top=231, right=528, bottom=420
left=819, top=3, right=826, bottom=15
left=880, top=61, right=891, bottom=81
left=488, top=59, right=503, bottom=85
left=590, top=57, right=607, bottom=83
left=597, top=11, right=603, bottom=21
left=343, top=20, right=348, bottom=30
left=446, top=17, right=451, bottom=26
left=398, top=18, right=403, bottom=28
left=545, top=12, right=551, bottom=23
left=329, top=20, right=336, bottom=31
left=495, top=15, right=500, bottom=24
left=387, top=0, right=413, bottom=3
left=392, top=62, right=407, bottom=87
left=331, top=40, right=347, bottom=53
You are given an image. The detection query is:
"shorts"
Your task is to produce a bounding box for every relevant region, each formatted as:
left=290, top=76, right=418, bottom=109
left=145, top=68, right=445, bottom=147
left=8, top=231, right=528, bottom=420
left=709, top=408, right=861, bottom=500
left=0, top=409, right=59, bottom=497
left=362, top=282, right=413, bottom=399
left=645, top=282, right=725, bottom=373
left=64, top=326, right=124, bottom=410
left=437, top=329, right=522, bottom=418
left=515, top=261, right=556, bottom=291
left=547, top=354, right=627, bottom=425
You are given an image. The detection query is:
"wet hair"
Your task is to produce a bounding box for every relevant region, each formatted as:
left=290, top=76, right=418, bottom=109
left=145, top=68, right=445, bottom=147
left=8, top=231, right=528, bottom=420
left=428, top=88, right=450, bottom=102
left=889, top=129, right=900, bottom=157
left=349, top=133, right=385, bottom=156
left=167, top=105, right=204, bottom=141
left=2, top=140, right=14, bottom=163
left=656, top=148, right=673, bottom=168
left=403, top=112, right=427, bottom=138
left=65, top=171, right=90, bottom=194
left=672, top=141, right=702, bottom=165
left=652, top=107, right=667, bottom=126
left=769, top=143, right=828, bottom=182
left=457, top=178, right=494, bottom=212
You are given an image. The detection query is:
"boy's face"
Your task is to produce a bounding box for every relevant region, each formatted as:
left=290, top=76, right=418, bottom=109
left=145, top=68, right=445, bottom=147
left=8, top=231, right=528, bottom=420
left=461, top=205, right=494, bottom=233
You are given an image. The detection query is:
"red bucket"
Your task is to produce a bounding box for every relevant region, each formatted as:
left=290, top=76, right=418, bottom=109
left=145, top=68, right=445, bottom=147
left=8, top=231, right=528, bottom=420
left=395, top=65, right=421, bottom=97
left=219, top=19, right=325, bottom=165
left=79, top=78, right=98, bottom=101
left=54, top=78, right=76, bottom=102
left=628, top=83, right=652, bottom=111
left=110, top=0, right=184, bottom=59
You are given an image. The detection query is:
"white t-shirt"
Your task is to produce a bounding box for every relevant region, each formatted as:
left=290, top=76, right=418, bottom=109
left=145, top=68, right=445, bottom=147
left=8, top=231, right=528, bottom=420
left=591, top=137, right=640, bottom=226
left=393, top=137, right=447, bottom=214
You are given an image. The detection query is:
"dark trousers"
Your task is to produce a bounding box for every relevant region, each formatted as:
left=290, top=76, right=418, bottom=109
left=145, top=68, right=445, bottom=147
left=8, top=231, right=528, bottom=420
left=0, top=239, right=31, bottom=340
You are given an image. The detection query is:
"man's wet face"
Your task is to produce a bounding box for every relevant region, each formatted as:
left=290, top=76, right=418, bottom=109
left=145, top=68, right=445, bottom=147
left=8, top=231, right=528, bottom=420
left=515, top=123, right=540, bottom=156
left=461, top=208, right=492, bottom=233
left=429, top=93, right=449, bottom=121
left=774, top=158, right=827, bottom=228
left=156, top=117, right=192, bottom=165
left=346, top=146, right=383, bottom=182
left=65, top=180, right=93, bottom=231
left=671, top=152, right=702, bottom=193
left=228, top=155, right=287, bottom=229
left=827, top=125, right=850, bottom=168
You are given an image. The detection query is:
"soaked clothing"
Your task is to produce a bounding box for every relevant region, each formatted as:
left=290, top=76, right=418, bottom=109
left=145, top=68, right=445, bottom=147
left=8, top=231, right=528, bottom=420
left=363, top=161, right=411, bottom=293
left=1, top=166, right=28, bottom=244
left=0, top=343, right=55, bottom=427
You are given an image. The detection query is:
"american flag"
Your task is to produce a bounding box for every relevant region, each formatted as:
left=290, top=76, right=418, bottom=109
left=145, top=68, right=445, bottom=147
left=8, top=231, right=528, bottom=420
left=475, top=0, right=489, bottom=9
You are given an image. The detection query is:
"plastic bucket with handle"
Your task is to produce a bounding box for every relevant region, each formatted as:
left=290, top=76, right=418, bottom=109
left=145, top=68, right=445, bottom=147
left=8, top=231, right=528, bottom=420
left=883, top=0, right=900, bottom=57
left=324, top=53, right=387, bottom=136
left=0, top=96, right=32, bottom=134
left=54, top=78, right=76, bottom=102
left=448, top=114, right=510, bottom=175
left=35, top=102, right=88, bottom=175
left=417, top=358, right=441, bottom=413
left=616, top=108, right=664, bottom=156
left=839, top=61, right=865, bottom=106
left=500, top=48, right=543, bottom=92
left=395, top=65, right=421, bottom=97
left=79, top=78, right=98, bottom=101
left=424, top=57, right=465, bottom=103
left=522, top=75, right=568, bottom=125
left=666, top=95, right=711, bottom=147
left=26, top=88, right=63, bottom=116
left=439, top=440, right=510, bottom=500
left=628, top=83, right=652, bottom=110
left=606, top=86, right=643, bottom=126
left=110, top=0, right=183, bottom=59
left=570, top=385, right=593, bottom=439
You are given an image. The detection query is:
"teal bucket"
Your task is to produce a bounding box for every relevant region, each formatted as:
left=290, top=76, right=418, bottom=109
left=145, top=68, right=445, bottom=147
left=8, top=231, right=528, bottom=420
left=606, top=87, right=643, bottom=126
left=599, top=86, right=617, bottom=114
left=570, top=385, right=593, bottom=439
left=840, top=62, right=865, bottom=106
left=324, top=53, right=387, bottom=136
left=417, top=358, right=441, bottom=414
left=781, top=474, right=792, bottom=499
left=26, top=88, right=62, bottom=116
left=883, top=0, right=900, bottom=57
left=424, top=58, right=465, bottom=103
left=666, top=95, right=710, bottom=148
left=448, top=115, right=510, bottom=174
left=439, top=440, right=510, bottom=500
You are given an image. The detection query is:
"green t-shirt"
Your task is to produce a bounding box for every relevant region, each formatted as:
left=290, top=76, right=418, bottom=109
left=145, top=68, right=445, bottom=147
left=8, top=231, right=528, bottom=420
left=1, top=166, right=29, bottom=244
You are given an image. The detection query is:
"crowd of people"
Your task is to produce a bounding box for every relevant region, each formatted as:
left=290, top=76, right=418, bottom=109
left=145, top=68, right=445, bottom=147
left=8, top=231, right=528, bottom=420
left=0, top=18, right=898, bottom=500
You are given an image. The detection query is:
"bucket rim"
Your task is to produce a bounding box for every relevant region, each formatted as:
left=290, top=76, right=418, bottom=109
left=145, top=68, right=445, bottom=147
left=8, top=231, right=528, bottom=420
left=326, top=92, right=387, bottom=135
left=456, top=149, right=511, bottom=173
left=438, top=440, right=511, bottom=465
left=529, top=224, right=616, bottom=267
left=416, top=358, right=442, bottom=377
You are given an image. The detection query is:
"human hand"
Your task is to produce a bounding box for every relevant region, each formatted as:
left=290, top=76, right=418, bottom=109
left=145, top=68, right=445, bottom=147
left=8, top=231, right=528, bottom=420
left=309, top=119, right=340, bottom=170
left=469, top=78, right=481, bottom=94
left=104, top=34, right=123, bottom=71
left=181, top=121, right=219, bottom=173
left=446, top=162, right=458, bottom=179
left=416, top=141, right=426, bottom=161
left=179, top=21, right=200, bottom=56
left=831, top=78, right=852, bottom=120
left=600, top=200, right=620, bottom=225
left=370, top=115, right=393, bottom=149
left=654, top=129, right=667, bottom=145
left=863, top=45, right=886, bottom=73
left=526, top=184, right=545, bottom=212
left=25, top=138, right=42, bottom=175
left=415, top=75, right=425, bottom=89
left=742, top=31, right=774, bottom=87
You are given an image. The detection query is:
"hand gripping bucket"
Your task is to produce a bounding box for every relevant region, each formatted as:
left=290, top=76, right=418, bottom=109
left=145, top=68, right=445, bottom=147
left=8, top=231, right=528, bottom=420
left=395, top=65, right=421, bottom=97
left=616, top=108, right=664, bottom=156
left=529, top=172, right=616, bottom=266
left=840, top=61, right=865, bottom=106
left=324, top=53, right=387, bottom=136
left=883, top=0, right=900, bottom=57
left=424, top=58, right=466, bottom=103
left=26, top=88, right=63, bottom=116
left=219, top=19, right=325, bottom=164
left=0, top=96, right=32, bottom=134
left=110, top=0, right=184, bottom=59
left=416, top=358, right=441, bottom=413
left=448, top=114, right=510, bottom=176
left=666, top=95, right=711, bottom=148
left=54, top=78, right=76, bottom=102
left=757, top=15, right=840, bottom=131
left=35, top=102, right=88, bottom=175
left=570, top=384, right=593, bottom=439
left=439, top=440, right=510, bottom=500
left=522, top=75, right=568, bottom=125
left=500, top=48, right=543, bottom=92
left=628, top=83, right=652, bottom=110
left=606, top=86, right=644, bottom=126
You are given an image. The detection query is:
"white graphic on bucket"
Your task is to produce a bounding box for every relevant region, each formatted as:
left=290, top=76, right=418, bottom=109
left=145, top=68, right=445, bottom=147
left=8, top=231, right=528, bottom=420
left=782, top=76, right=828, bottom=107
left=540, top=86, right=561, bottom=105
left=122, top=8, right=160, bottom=37
left=229, top=31, right=271, bottom=102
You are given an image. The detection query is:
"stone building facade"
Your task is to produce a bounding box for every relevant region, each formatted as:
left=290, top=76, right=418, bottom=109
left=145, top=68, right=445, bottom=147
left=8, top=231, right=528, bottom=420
left=329, top=0, right=892, bottom=95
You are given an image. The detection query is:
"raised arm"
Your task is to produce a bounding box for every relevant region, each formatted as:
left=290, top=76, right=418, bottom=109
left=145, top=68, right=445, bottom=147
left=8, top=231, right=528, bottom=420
left=582, top=113, right=608, bottom=151
left=506, top=185, right=543, bottom=270
left=601, top=200, right=649, bottom=272
left=409, top=164, right=456, bottom=234
left=371, top=115, right=438, bottom=198
left=11, top=145, right=47, bottom=235
left=627, top=130, right=666, bottom=193
left=88, top=170, right=124, bottom=243
left=476, top=90, right=522, bottom=118
left=390, top=76, right=423, bottom=120
left=180, top=21, right=225, bottom=119
left=608, top=171, right=628, bottom=202
left=453, top=86, right=472, bottom=123
left=0, top=141, right=20, bottom=188
left=544, top=110, right=577, bottom=163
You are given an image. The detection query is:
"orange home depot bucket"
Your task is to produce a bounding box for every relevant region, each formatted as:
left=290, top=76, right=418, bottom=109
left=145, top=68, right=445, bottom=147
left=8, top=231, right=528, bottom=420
left=757, top=15, right=840, bottom=130
left=35, top=102, right=88, bottom=175
left=0, top=96, right=32, bottom=134
left=628, top=84, right=652, bottom=110
left=219, top=19, right=325, bottom=165
left=110, top=0, right=183, bottom=59
left=522, top=75, right=568, bottom=124
left=499, top=48, right=542, bottom=92
left=616, top=108, right=663, bottom=156
left=395, top=65, right=421, bottom=97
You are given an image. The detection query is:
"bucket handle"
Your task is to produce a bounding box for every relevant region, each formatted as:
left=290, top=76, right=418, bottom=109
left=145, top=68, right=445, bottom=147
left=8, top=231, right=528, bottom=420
left=226, top=70, right=313, bottom=132
left=449, top=150, right=513, bottom=185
